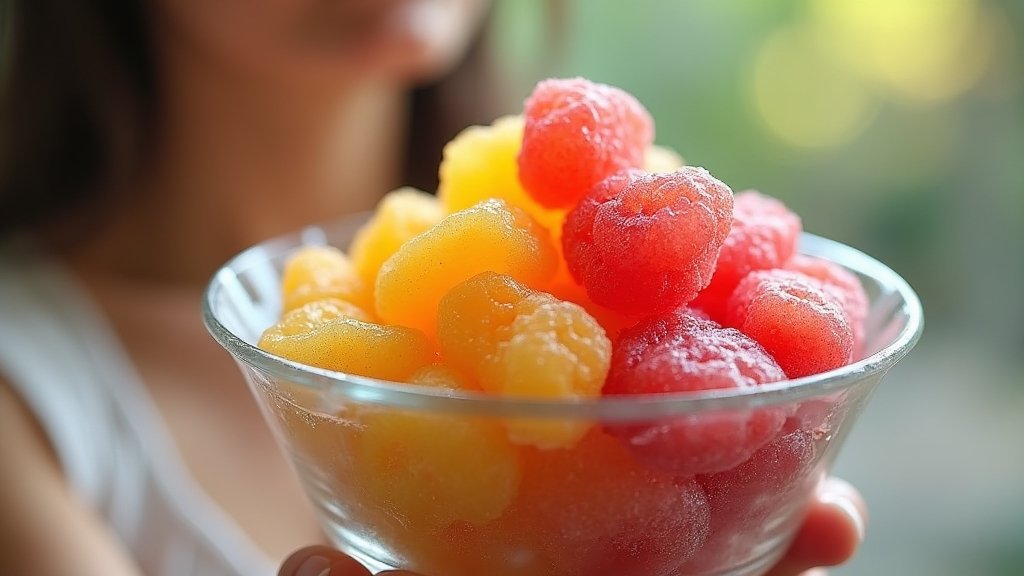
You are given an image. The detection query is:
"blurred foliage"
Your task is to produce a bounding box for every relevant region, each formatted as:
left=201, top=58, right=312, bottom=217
left=494, top=0, right=1024, bottom=359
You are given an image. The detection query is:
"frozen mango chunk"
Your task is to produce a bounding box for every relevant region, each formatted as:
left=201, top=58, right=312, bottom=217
left=437, top=272, right=610, bottom=448
left=259, top=302, right=432, bottom=382
left=281, top=246, right=372, bottom=313
left=356, top=364, right=521, bottom=531
left=349, top=187, right=445, bottom=284
left=375, top=199, right=558, bottom=337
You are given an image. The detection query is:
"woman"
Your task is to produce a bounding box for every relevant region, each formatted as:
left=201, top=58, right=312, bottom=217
left=0, top=1, right=865, bottom=574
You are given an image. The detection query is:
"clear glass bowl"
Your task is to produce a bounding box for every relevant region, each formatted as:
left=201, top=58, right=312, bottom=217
left=203, top=216, right=922, bottom=576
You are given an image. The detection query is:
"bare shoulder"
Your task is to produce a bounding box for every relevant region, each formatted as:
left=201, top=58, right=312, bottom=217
left=0, top=377, right=141, bottom=576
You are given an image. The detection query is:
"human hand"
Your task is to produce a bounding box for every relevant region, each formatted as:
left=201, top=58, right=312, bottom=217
left=278, top=477, right=865, bottom=576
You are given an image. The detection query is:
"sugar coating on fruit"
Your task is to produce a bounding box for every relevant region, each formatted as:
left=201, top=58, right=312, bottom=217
left=604, top=311, right=789, bottom=475
left=281, top=246, right=372, bottom=313
left=728, top=269, right=853, bottom=379
left=785, top=254, right=868, bottom=356
left=262, top=299, right=372, bottom=339
left=355, top=365, right=521, bottom=531
left=349, top=187, right=445, bottom=284
left=562, top=167, right=734, bottom=315
left=511, top=431, right=710, bottom=576
left=643, top=144, right=685, bottom=173
left=518, top=77, right=654, bottom=209
left=375, top=199, right=558, bottom=337
left=684, top=430, right=817, bottom=572
left=437, top=272, right=610, bottom=449
left=259, top=311, right=432, bottom=382
left=693, top=190, right=802, bottom=322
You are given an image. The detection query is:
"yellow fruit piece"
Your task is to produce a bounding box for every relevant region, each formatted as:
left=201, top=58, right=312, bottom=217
left=356, top=364, right=521, bottom=531
left=375, top=199, right=558, bottom=337
left=349, top=187, right=445, bottom=284
left=438, top=272, right=611, bottom=449
left=644, top=144, right=686, bottom=173
left=438, top=115, right=565, bottom=232
left=262, top=299, right=372, bottom=339
left=259, top=308, right=432, bottom=381
left=281, top=246, right=372, bottom=313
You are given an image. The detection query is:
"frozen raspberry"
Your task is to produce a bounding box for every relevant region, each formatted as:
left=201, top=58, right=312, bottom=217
left=562, top=167, right=734, bottom=315
left=728, top=270, right=853, bottom=379
left=785, top=254, right=869, bottom=357
left=604, top=312, right=788, bottom=475
left=511, top=431, right=710, bottom=576
left=693, top=191, right=802, bottom=322
left=682, top=430, right=818, bottom=572
left=518, top=78, right=653, bottom=209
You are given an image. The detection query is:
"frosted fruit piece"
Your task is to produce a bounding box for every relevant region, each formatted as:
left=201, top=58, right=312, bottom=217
left=259, top=311, right=432, bottom=382
left=604, top=312, right=789, bottom=475
left=728, top=269, right=854, bottom=378
left=785, top=254, right=869, bottom=356
left=518, top=77, right=654, bottom=209
left=348, top=187, right=445, bottom=284
left=511, top=431, right=710, bottom=576
left=683, top=430, right=818, bottom=572
left=355, top=365, right=521, bottom=531
left=563, top=167, right=734, bottom=315
left=437, top=272, right=610, bottom=449
left=693, top=190, right=802, bottom=322
left=375, top=199, right=558, bottom=337
left=281, top=246, right=372, bottom=313
left=261, top=299, right=372, bottom=338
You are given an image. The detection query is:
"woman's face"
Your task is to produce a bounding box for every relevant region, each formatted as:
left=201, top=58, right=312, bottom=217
left=155, top=0, right=490, bottom=89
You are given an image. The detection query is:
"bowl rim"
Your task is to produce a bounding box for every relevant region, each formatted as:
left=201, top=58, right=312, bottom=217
left=202, top=221, right=923, bottom=420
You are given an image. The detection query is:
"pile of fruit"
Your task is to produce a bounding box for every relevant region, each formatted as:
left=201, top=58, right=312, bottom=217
left=258, top=78, right=868, bottom=575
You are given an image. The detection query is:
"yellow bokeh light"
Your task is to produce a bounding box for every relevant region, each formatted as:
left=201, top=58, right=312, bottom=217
left=753, top=26, right=876, bottom=149
left=811, top=0, right=994, bottom=102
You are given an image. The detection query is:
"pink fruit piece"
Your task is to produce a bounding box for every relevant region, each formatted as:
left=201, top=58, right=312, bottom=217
left=681, top=430, right=818, bottom=572
left=785, top=254, right=869, bottom=358
left=604, top=311, right=789, bottom=476
left=516, top=431, right=710, bottom=576
left=563, top=167, right=734, bottom=315
left=693, top=191, right=802, bottom=323
left=727, top=269, right=854, bottom=379
left=518, top=77, right=654, bottom=209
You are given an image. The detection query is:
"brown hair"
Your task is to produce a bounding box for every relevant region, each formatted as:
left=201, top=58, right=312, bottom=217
left=0, top=1, right=507, bottom=244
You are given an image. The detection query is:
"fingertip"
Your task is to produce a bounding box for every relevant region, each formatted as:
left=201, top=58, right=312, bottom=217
left=279, top=546, right=372, bottom=576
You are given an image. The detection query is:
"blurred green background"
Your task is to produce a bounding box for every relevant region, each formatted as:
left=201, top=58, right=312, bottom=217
left=494, top=1, right=1023, bottom=574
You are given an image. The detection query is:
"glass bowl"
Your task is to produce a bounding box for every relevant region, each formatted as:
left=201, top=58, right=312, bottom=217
left=203, top=216, right=922, bottom=576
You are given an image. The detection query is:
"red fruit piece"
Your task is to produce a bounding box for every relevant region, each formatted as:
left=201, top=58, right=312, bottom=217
left=785, top=254, right=869, bottom=358
left=728, top=270, right=854, bottom=379
left=693, top=191, right=802, bottom=322
left=604, top=312, right=789, bottom=476
left=563, top=167, right=734, bottom=315
left=682, top=430, right=818, bottom=572
left=514, top=431, right=710, bottom=576
left=518, top=77, right=654, bottom=209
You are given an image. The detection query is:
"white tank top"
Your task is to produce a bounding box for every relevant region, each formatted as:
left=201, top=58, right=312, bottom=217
left=0, top=241, right=276, bottom=576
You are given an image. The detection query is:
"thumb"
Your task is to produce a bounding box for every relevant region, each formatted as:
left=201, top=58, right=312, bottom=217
left=278, top=546, right=372, bottom=576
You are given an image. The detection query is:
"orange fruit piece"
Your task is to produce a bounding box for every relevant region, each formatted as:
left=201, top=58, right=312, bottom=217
left=356, top=364, right=522, bottom=531
left=375, top=199, right=558, bottom=337
left=259, top=301, right=432, bottom=382
left=349, top=187, right=445, bottom=285
left=437, top=272, right=610, bottom=449
left=280, top=246, right=372, bottom=313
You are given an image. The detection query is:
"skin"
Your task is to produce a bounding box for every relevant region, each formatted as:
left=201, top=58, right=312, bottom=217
left=0, top=0, right=865, bottom=574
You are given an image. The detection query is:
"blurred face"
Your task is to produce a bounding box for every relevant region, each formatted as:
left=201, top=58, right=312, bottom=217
left=155, top=0, right=490, bottom=89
